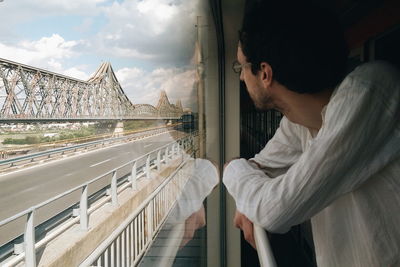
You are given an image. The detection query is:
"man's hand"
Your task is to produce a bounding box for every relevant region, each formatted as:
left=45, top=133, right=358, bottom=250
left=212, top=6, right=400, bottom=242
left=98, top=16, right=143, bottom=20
left=234, top=210, right=256, bottom=249
left=180, top=206, right=206, bottom=248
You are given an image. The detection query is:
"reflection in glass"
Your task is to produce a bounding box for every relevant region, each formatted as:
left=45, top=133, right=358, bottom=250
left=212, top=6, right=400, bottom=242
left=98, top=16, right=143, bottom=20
left=139, top=158, right=218, bottom=267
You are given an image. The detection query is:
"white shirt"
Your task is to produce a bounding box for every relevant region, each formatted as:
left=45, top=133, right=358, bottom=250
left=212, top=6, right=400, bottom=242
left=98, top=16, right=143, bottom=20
left=223, top=61, right=400, bottom=267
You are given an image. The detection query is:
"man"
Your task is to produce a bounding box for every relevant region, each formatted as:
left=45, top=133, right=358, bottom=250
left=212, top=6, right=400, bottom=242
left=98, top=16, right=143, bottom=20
left=223, top=1, right=400, bottom=266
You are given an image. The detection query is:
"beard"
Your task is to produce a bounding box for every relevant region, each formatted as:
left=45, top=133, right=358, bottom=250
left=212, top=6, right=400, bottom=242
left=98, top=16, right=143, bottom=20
left=249, top=90, right=275, bottom=111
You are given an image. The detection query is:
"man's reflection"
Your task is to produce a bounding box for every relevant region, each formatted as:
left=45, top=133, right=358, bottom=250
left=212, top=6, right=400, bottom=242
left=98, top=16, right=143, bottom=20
left=169, top=158, right=218, bottom=243
left=180, top=205, right=205, bottom=248
left=139, top=158, right=218, bottom=267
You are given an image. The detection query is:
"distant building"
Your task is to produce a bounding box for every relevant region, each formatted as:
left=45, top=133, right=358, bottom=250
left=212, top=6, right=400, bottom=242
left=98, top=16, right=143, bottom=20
left=43, top=133, right=59, bottom=138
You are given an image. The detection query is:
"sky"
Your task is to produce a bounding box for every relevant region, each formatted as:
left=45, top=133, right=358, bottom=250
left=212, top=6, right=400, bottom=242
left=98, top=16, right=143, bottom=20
left=0, top=0, right=203, bottom=110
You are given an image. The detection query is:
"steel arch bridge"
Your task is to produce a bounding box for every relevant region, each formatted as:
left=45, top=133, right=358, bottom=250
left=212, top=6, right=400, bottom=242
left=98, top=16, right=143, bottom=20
left=0, top=58, right=184, bottom=122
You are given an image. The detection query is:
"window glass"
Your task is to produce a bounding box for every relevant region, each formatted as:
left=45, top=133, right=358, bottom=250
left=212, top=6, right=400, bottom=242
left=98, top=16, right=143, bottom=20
left=0, top=1, right=219, bottom=266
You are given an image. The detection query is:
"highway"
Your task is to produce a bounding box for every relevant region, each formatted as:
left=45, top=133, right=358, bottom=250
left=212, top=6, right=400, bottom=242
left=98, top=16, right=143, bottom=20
left=0, top=130, right=184, bottom=246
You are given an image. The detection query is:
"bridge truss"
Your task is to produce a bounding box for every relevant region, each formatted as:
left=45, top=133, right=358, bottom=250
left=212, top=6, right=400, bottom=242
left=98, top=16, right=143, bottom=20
left=0, top=58, right=184, bottom=121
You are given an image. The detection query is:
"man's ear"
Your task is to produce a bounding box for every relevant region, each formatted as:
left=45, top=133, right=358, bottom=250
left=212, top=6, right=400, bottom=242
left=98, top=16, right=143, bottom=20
left=260, top=62, right=273, bottom=87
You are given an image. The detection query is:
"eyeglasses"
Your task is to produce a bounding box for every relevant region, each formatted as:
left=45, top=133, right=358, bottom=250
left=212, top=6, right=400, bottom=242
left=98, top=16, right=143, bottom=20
left=232, top=60, right=251, bottom=74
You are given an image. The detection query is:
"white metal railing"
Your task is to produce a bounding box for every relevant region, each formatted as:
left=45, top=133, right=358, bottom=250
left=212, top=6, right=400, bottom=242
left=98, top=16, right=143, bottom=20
left=0, top=125, right=176, bottom=169
left=254, top=224, right=277, bottom=267
left=79, top=159, right=189, bottom=267
left=0, top=133, right=196, bottom=267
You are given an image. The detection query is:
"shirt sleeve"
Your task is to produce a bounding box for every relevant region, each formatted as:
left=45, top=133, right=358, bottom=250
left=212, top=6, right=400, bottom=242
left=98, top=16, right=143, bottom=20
left=223, top=62, right=400, bottom=233
left=250, top=116, right=304, bottom=178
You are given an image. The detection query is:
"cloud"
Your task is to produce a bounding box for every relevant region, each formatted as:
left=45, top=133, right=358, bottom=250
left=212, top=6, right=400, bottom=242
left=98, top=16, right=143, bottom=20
left=0, top=0, right=108, bottom=50
left=110, top=47, right=157, bottom=60
left=115, top=66, right=197, bottom=111
left=64, top=67, right=90, bottom=80
left=0, top=0, right=106, bottom=20
left=0, top=0, right=205, bottom=68
left=0, top=34, right=75, bottom=66
left=96, top=0, right=202, bottom=66
left=0, top=34, right=90, bottom=80
left=34, top=0, right=107, bottom=12
left=74, top=18, right=94, bottom=33
left=136, top=0, right=179, bottom=34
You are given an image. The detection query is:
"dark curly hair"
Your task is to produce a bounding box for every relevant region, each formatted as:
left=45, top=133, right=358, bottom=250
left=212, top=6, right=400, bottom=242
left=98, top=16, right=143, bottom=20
left=239, top=0, right=349, bottom=94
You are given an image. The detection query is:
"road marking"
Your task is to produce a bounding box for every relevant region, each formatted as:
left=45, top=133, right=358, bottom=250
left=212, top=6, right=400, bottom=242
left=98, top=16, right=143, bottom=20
left=144, top=144, right=153, bottom=148
left=0, top=130, right=175, bottom=177
left=90, top=158, right=112, bottom=167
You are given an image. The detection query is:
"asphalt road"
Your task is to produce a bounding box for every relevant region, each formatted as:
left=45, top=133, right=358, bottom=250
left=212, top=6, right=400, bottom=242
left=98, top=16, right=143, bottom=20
left=0, top=131, right=182, bottom=246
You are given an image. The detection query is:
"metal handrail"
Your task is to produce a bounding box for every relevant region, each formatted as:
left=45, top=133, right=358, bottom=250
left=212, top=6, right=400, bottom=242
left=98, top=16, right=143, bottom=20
left=0, top=125, right=175, bottom=167
left=0, top=133, right=196, bottom=267
left=0, top=123, right=182, bottom=156
left=79, top=158, right=189, bottom=267
left=254, top=224, right=277, bottom=267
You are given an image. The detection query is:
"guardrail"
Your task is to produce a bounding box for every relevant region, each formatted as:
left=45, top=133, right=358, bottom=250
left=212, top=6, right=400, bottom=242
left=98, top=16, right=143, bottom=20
left=0, top=126, right=175, bottom=169
left=254, top=224, right=277, bottom=267
left=0, top=123, right=183, bottom=161
left=0, top=133, right=196, bottom=267
left=79, top=158, right=189, bottom=267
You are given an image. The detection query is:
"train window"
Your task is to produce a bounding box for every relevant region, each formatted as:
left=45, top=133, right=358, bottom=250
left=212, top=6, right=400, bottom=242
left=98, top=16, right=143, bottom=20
left=0, top=0, right=221, bottom=266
